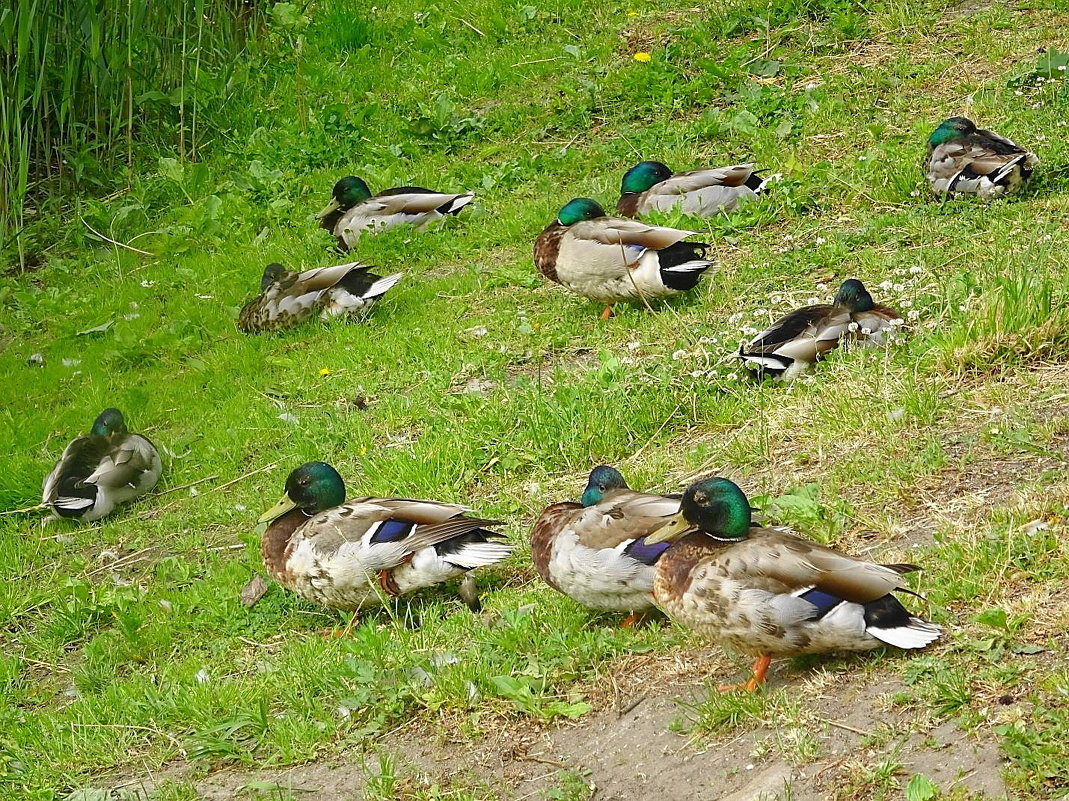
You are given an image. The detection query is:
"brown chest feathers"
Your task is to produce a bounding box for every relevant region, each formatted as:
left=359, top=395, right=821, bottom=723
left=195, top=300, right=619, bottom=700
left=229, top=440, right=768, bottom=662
left=615, top=193, right=640, bottom=219
left=656, top=533, right=732, bottom=599
left=530, top=502, right=581, bottom=592
left=261, top=509, right=307, bottom=583
left=533, top=224, right=565, bottom=284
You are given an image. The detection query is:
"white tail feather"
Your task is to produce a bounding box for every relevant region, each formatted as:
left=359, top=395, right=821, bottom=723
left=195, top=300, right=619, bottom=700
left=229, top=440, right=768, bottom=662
left=364, top=272, right=404, bottom=299
left=53, top=497, right=94, bottom=511
left=868, top=619, right=941, bottom=649
left=662, top=259, right=713, bottom=273
left=444, top=542, right=513, bottom=570
left=445, top=193, right=475, bottom=214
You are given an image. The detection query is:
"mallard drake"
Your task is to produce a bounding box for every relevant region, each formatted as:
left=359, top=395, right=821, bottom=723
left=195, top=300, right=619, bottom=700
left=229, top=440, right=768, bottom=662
left=616, top=161, right=766, bottom=219
left=317, top=176, right=474, bottom=249
left=738, top=279, right=901, bottom=380
left=237, top=261, right=402, bottom=333
left=257, top=462, right=512, bottom=613
left=924, top=117, right=1038, bottom=199
left=531, top=465, right=679, bottom=623
left=42, top=408, right=162, bottom=522
left=533, top=197, right=714, bottom=320
left=646, top=477, right=940, bottom=691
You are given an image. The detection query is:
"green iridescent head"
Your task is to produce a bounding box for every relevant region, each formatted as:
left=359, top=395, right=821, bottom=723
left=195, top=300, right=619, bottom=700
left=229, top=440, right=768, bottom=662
left=645, top=477, right=751, bottom=544
left=621, top=161, right=673, bottom=194
left=90, top=408, right=128, bottom=436
left=317, top=176, right=372, bottom=219
left=556, top=197, right=606, bottom=226
left=580, top=465, right=629, bottom=507
left=286, top=462, right=346, bottom=513
left=834, top=278, right=875, bottom=313
left=260, top=263, right=287, bottom=291
left=257, top=461, right=347, bottom=525
left=928, top=117, right=975, bottom=147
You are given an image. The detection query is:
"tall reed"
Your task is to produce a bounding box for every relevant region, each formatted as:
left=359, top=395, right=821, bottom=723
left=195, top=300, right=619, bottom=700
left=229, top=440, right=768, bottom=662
left=0, top=0, right=261, bottom=261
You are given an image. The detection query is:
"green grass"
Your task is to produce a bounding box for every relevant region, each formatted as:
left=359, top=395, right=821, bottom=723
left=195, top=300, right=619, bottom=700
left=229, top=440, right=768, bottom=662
left=2, top=0, right=1069, bottom=798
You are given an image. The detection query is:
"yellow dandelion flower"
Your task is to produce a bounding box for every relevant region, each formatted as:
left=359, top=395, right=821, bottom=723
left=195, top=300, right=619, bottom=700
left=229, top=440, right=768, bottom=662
left=633, top=52, right=651, bottom=63
left=319, top=367, right=331, bottom=376
left=627, top=10, right=638, bottom=15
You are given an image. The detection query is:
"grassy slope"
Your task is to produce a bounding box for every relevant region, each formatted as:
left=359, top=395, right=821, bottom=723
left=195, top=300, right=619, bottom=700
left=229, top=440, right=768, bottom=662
left=1, top=0, right=1068, bottom=797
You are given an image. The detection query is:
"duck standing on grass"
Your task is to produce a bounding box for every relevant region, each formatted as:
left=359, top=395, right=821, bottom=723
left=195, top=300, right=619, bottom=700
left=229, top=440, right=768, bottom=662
left=616, top=161, right=767, bottom=219
left=738, top=278, right=901, bottom=380
left=531, top=465, right=680, bottom=626
left=534, top=197, right=714, bottom=320
left=42, top=408, right=162, bottom=522
left=317, top=176, right=474, bottom=250
left=238, top=261, right=402, bottom=333
left=257, top=462, right=512, bottom=621
left=645, top=477, right=940, bottom=691
left=924, top=117, right=1038, bottom=200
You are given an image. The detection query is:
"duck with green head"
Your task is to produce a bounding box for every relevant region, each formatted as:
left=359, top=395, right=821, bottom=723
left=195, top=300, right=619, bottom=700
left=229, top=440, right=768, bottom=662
left=530, top=466, right=680, bottom=624
left=238, top=261, right=402, bottom=333
left=257, top=462, right=512, bottom=614
left=924, top=117, right=1038, bottom=200
left=738, top=278, right=902, bottom=380
left=646, top=477, right=940, bottom=691
left=317, top=176, right=475, bottom=250
left=617, top=161, right=767, bottom=219
left=533, top=197, right=714, bottom=319
left=42, top=408, right=162, bottom=522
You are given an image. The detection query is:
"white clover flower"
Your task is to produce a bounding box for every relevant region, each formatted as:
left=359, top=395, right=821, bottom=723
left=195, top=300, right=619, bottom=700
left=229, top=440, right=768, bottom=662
left=908, top=309, right=920, bottom=320
left=909, top=265, right=922, bottom=274
left=848, top=321, right=859, bottom=332
left=899, top=299, right=912, bottom=308
left=815, top=236, right=826, bottom=245
left=753, top=308, right=767, bottom=316
left=879, top=280, right=893, bottom=291
left=807, top=297, right=819, bottom=304
left=158, top=600, right=173, bottom=612
left=861, top=326, right=872, bottom=335
left=893, top=283, right=904, bottom=292
left=195, top=669, right=210, bottom=684
left=909, top=190, right=920, bottom=197
left=672, top=349, right=687, bottom=360
left=140, top=280, right=155, bottom=287
left=627, top=341, right=640, bottom=351
left=770, top=294, right=783, bottom=304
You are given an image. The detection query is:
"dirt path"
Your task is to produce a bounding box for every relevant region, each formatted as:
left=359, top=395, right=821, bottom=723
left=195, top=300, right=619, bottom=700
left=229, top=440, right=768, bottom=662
left=117, top=652, right=1010, bottom=800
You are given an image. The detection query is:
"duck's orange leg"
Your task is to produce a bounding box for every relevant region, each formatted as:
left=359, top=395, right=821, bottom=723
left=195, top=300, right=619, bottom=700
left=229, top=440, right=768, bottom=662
left=718, top=653, right=772, bottom=693
left=378, top=568, right=399, bottom=596
left=620, top=611, right=642, bottom=628
left=600, top=304, right=614, bottom=320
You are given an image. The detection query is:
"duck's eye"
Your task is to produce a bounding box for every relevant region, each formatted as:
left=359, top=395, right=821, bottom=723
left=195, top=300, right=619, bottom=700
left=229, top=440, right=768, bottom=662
left=694, top=492, right=708, bottom=505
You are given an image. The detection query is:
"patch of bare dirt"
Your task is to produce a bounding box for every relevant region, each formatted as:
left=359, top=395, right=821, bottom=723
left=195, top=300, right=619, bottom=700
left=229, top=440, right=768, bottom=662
left=115, top=653, right=1009, bottom=800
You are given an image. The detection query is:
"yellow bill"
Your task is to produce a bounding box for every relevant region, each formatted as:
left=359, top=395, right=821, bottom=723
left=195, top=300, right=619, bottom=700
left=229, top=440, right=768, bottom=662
left=257, top=494, right=296, bottom=525
left=315, top=197, right=341, bottom=220
left=643, top=510, right=692, bottom=545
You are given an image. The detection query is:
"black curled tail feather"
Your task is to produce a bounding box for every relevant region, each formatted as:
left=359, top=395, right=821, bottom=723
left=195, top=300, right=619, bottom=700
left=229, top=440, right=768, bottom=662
left=657, top=241, right=712, bottom=291
left=745, top=171, right=766, bottom=193
left=336, top=266, right=382, bottom=297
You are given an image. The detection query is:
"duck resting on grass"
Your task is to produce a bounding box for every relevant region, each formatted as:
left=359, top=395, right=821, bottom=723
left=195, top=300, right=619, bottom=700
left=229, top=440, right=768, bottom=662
left=616, top=161, right=767, bottom=219
left=646, top=477, right=940, bottom=691
left=257, top=462, right=512, bottom=622
left=738, top=278, right=901, bottom=380
left=317, top=176, right=474, bottom=249
left=531, top=465, right=680, bottom=626
left=533, top=197, right=714, bottom=319
left=42, top=408, right=162, bottom=522
left=924, top=117, right=1038, bottom=200
left=237, top=261, right=402, bottom=333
